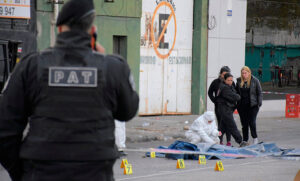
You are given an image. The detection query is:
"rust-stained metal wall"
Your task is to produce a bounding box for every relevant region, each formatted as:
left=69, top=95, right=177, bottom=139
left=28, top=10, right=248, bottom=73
left=139, top=0, right=194, bottom=115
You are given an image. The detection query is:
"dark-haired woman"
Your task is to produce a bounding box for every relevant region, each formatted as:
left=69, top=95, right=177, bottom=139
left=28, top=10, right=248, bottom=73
left=208, top=66, right=232, bottom=146
left=216, top=73, right=248, bottom=147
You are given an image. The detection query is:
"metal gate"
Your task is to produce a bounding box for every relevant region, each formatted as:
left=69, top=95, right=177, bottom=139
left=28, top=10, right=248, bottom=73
left=139, top=0, right=194, bottom=115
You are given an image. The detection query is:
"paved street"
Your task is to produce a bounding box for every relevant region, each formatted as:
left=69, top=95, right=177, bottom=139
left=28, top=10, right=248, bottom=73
left=114, top=148, right=299, bottom=181
left=115, top=111, right=300, bottom=181
left=0, top=111, right=299, bottom=180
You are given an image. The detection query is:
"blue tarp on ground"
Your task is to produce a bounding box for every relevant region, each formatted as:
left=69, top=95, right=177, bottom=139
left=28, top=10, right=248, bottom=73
left=146, top=140, right=300, bottom=160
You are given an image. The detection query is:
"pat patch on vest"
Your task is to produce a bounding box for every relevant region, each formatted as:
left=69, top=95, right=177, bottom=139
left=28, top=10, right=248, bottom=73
left=48, top=67, right=97, bottom=87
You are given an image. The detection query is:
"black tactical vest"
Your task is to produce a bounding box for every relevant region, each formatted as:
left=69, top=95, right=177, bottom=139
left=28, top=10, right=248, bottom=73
left=20, top=49, right=119, bottom=161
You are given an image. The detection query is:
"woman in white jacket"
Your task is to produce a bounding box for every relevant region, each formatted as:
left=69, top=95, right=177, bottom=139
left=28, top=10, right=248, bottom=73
left=185, top=111, right=221, bottom=144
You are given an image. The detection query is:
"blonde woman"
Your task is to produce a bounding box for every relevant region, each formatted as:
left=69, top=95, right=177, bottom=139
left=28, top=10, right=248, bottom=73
left=235, top=66, right=263, bottom=145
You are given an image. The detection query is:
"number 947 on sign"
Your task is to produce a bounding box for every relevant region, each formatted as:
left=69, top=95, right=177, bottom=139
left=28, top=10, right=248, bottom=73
left=0, top=6, right=16, bottom=16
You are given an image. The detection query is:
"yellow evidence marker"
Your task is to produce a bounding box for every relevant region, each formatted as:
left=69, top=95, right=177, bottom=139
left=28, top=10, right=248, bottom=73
left=150, top=152, right=156, bottom=158
left=214, top=161, right=224, bottom=171
left=176, top=159, right=185, bottom=169
left=120, top=159, right=128, bottom=168
left=198, top=155, right=206, bottom=165
left=123, top=164, right=133, bottom=175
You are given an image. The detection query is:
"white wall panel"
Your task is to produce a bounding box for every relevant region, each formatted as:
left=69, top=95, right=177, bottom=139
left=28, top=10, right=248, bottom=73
left=219, top=0, right=247, bottom=39
left=139, top=48, right=164, bottom=115
left=163, top=50, right=178, bottom=113
left=207, top=0, right=247, bottom=111
left=175, top=21, right=193, bottom=49
left=218, top=39, right=245, bottom=77
left=207, top=38, right=221, bottom=78
left=208, top=0, right=221, bottom=38
left=176, top=49, right=192, bottom=113
left=139, top=0, right=194, bottom=115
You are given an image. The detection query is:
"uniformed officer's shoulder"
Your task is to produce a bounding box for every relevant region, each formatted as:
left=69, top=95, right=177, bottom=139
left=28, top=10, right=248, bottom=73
left=21, top=51, right=39, bottom=60
left=37, top=48, right=59, bottom=65
left=11, top=51, right=39, bottom=75
left=40, top=48, right=53, bottom=53
left=19, top=51, right=39, bottom=65
left=105, top=54, right=127, bottom=64
left=39, top=48, right=55, bottom=56
left=92, top=51, right=105, bottom=58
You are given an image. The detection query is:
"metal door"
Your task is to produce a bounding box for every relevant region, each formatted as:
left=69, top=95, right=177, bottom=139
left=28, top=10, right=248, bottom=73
left=139, top=0, right=193, bottom=115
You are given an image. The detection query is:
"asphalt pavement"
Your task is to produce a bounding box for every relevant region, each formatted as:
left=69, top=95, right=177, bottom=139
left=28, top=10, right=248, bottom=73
left=0, top=110, right=299, bottom=181
left=114, top=151, right=300, bottom=181
left=114, top=110, right=300, bottom=181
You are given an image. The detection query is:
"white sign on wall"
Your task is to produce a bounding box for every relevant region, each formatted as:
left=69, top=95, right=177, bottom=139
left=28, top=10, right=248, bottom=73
left=139, top=0, right=193, bottom=115
left=0, top=0, right=31, bottom=19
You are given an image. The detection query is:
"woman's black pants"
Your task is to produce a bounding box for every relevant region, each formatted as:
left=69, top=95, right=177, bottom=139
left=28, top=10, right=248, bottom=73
left=238, top=105, right=259, bottom=142
left=217, top=104, right=242, bottom=144
left=215, top=104, right=231, bottom=143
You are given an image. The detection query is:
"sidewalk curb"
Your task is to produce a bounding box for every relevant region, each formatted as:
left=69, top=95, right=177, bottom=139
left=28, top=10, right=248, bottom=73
left=126, top=133, right=186, bottom=143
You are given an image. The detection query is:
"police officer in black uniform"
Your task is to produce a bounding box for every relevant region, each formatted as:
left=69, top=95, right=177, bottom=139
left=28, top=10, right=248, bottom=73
left=0, top=0, right=139, bottom=180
